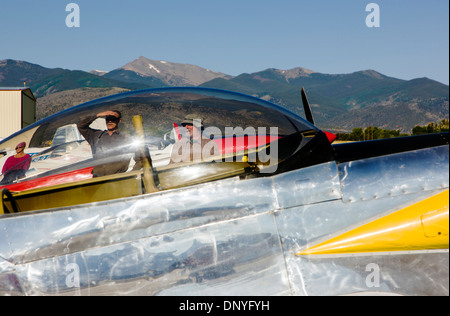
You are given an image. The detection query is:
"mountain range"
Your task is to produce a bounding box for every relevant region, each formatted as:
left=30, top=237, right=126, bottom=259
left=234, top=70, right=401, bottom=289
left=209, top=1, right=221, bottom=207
left=1, top=57, right=448, bottom=132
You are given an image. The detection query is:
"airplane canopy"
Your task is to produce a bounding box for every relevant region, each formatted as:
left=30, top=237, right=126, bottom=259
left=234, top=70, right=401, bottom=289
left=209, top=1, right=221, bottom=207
left=0, top=87, right=333, bottom=193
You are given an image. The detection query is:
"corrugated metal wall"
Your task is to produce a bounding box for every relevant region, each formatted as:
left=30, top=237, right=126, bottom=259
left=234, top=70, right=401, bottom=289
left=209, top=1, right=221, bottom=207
left=0, top=90, right=22, bottom=139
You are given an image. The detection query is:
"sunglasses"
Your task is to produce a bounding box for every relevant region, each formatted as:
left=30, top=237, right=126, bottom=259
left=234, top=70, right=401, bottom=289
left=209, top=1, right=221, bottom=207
left=15, top=146, right=24, bottom=150
left=105, top=115, right=120, bottom=123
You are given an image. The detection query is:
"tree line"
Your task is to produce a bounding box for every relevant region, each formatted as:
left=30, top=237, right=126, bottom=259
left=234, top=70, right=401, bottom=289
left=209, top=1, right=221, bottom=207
left=336, top=119, right=449, bottom=142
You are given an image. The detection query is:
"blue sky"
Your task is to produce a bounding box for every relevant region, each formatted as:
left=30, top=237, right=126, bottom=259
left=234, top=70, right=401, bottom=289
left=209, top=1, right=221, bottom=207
left=1, top=0, right=448, bottom=84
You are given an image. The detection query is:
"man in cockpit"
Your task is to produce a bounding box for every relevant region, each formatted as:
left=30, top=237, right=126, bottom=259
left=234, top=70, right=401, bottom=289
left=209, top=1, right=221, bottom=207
left=170, top=114, right=217, bottom=164
left=77, top=110, right=132, bottom=177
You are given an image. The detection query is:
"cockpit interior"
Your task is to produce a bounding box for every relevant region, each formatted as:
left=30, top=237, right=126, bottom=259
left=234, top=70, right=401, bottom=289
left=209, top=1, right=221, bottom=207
left=0, top=88, right=333, bottom=214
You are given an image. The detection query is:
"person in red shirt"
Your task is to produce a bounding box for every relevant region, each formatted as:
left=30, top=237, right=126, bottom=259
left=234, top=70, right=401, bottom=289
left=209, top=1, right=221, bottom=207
left=0, top=142, right=32, bottom=185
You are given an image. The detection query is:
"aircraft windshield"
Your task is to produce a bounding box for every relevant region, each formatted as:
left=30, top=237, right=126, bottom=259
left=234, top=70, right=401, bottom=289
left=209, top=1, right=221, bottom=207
left=0, top=88, right=329, bottom=192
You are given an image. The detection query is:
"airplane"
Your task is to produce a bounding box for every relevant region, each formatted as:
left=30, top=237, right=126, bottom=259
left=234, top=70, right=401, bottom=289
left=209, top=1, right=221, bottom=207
left=0, top=87, right=448, bottom=296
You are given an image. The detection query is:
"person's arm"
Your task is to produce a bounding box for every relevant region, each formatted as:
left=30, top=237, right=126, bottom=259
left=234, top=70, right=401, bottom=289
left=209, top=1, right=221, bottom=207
left=23, top=154, right=32, bottom=171
left=77, top=115, right=100, bottom=145
left=1, top=157, right=12, bottom=174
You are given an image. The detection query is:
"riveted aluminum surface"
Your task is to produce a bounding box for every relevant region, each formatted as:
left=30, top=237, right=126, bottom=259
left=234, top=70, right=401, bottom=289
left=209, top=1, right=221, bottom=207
left=14, top=212, right=291, bottom=296
left=275, top=189, right=449, bottom=295
left=286, top=250, right=449, bottom=296
left=275, top=190, right=442, bottom=251
left=0, top=175, right=277, bottom=265
left=338, top=146, right=449, bottom=203
left=0, top=150, right=449, bottom=295
left=272, top=161, right=342, bottom=209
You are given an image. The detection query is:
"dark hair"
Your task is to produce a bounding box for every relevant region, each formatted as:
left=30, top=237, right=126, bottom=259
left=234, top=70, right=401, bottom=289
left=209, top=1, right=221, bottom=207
left=112, top=110, right=122, bottom=119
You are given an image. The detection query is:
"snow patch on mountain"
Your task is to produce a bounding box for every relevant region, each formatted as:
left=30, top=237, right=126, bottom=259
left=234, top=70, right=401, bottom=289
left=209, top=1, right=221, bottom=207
left=148, top=63, right=161, bottom=74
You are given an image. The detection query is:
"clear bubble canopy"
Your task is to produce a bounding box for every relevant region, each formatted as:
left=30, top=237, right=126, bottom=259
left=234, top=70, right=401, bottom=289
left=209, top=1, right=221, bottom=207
left=0, top=87, right=332, bottom=195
